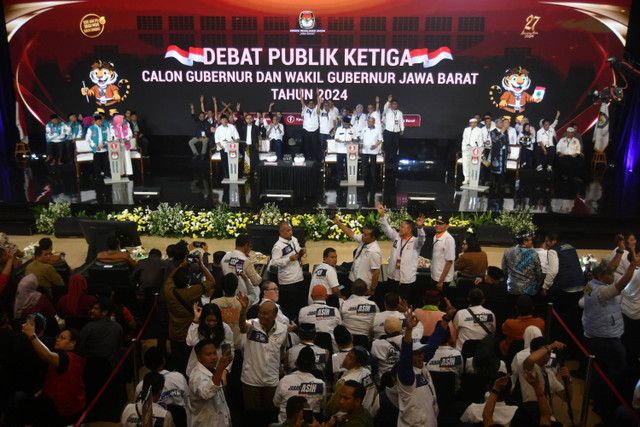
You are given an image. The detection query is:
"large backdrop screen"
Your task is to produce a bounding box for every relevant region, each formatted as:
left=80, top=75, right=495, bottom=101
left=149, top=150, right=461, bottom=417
left=5, top=0, right=630, bottom=138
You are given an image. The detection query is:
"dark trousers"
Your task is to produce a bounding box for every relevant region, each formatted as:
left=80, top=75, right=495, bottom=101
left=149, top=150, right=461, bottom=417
left=557, top=154, right=584, bottom=180
left=138, top=137, right=150, bottom=156
left=549, top=290, right=583, bottom=357
left=249, top=144, right=260, bottom=177
left=534, top=145, right=555, bottom=168
left=46, top=142, right=64, bottom=161
left=336, top=153, right=346, bottom=181
left=587, top=336, right=627, bottom=422
left=383, top=130, right=401, bottom=170
left=520, top=148, right=533, bottom=169
left=270, top=139, right=282, bottom=160
left=64, top=141, right=76, bottom=163
left=302, top=129, right=319, bottom=160
left=93, top=151, right=109, bottom=181
left=361, top=154, right=378, bottom=184
left=319, top=133, right=331, bottom=162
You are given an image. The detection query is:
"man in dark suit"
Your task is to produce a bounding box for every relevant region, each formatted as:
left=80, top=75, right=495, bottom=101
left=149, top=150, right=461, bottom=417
left=239, top=114, right=265, bottom=178
left=130, top=111, right=150, bottom=157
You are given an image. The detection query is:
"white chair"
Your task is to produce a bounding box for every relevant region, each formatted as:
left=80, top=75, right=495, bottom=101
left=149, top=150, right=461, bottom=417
left=74, top=139, right=94, bottom=180
left=506, top=144, right=521, bottom=180
left=323, top=139, right=338, bottom=178
left=209, top=148, right=222, bottom=178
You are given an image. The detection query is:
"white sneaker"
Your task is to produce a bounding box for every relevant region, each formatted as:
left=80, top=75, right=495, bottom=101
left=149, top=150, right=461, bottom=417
left=536, top=165, right=543, bottom=172
left=547, top=165, right=553, bottom=172
left=462, top=179, right=469, bottom=185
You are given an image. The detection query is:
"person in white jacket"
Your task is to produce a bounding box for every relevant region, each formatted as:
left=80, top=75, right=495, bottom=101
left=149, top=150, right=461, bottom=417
left=110, top=114, right=133, bottom=176
left=377, top=202, right=426, bottom=308
left=461, top=118, right=483, bottom=185
left=187, top=338, right=233, bottom=427
left=185, top=303, right=234, bottom=379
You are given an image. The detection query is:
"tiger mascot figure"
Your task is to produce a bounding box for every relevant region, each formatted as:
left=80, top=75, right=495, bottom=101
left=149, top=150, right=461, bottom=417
left=80, top=60, right=130, bottom=115
left=489, top=66, right=540, bottom=113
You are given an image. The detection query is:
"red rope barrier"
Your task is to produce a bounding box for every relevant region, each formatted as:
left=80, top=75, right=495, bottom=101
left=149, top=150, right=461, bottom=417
left=550, top=307, right=640, bottom=424
left=75, top=295, right=159, bottom=426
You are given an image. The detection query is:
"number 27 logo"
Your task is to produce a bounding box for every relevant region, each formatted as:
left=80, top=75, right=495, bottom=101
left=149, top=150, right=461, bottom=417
left=524, top=14, right=541, bottom=32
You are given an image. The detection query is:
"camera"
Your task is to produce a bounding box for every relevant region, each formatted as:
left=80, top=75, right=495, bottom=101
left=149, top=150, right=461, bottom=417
left=187, top=254, right=200, bottom=263
left=193, top=241, right=205, bottom=248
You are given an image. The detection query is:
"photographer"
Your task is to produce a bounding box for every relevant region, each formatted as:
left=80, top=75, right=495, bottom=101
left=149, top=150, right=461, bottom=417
left=164, top=255, right=215, bottom=361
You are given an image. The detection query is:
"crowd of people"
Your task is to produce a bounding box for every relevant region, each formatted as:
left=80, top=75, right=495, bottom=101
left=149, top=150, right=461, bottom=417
left=44, top=109, right=150, bottom=181
left=1, top=215, right=640, bottom=426
left=186, top=92, right=402, bottom=185
left=459, top=110, right=588, bottom=194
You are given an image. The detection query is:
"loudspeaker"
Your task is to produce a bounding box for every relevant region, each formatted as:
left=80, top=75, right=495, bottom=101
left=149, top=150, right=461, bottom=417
left=54, top=217, right=83, bottom=237
left=477, top=225, right=513, bottom=246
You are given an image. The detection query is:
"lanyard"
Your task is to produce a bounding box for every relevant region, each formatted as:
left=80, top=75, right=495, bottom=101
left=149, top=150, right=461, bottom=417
left=399, top=238, right=410, bottom=258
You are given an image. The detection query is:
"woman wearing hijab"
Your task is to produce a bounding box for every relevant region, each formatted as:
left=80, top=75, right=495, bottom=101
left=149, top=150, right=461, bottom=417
left=14, top=274, right=55, bottom=320
left=56, top=274, right=96, bottom=319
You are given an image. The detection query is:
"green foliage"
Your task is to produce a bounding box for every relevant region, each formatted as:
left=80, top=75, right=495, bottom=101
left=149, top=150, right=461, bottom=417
left=34, top=201, right=72, bottom=234
left=495, top=208, right=536, bottom=236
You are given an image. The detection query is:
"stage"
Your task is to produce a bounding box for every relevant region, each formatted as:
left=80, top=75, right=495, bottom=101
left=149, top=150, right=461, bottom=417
left=2, top=144, right=632, bottom=250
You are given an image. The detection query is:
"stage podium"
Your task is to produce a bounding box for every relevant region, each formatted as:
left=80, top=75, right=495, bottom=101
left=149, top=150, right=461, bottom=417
left=104, top=139, right=129, bottom=184
left=460, top=147, right=488, bottom=191
left=221, top=140, right=246, bottom=185
left=340, top=142, right=364, bottom=187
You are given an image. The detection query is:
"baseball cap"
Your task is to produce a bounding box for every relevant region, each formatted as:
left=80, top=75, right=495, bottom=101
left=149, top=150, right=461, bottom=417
left=384, top=317, right=402, bottom=335
left=567, top=127, right=575, bottom=132
left=469, top=118, right=478, bottom=123
left=435, top=215, right=449, bottom=225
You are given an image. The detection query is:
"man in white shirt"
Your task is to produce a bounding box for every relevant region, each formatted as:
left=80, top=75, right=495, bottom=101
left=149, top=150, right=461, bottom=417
left=371, top=317, right=403, bottom=386
left=332, top=216, right=382, bottom=296
left=453, top=288, right=496, bottom=350
left=266, top=114, right=284, bottom=160
left=299, top=88, right=320, bottom=162
left=334, top=116, right=356, bottom=182
left=360, top=116, right=384, bottom=185
left=214, top=115, right=240, bottom=179
left=372, top=292, right=406, bottom=339
left=240, top=113, right=265, bottom=178
left=330, top=325, right=355, bottom=388
left=274, top=346, right=327, bottom=422
left=377, top=201, right=426, bottom=308
left=299, top=285, right=342, bottom=351
left=431, top=215, right=457, bottom=294
left=308, top=247, right=344, bottom=304
left=535, top=110, right=560, bottom=172
left=122, top=372, right=176, bottom=427
left=340, top=279, right=379, bottom=342
left=522, top=337, right=572, bottom=420
left=187, top=339, right=233, bottom=426
left=239, top=298, right=288, bottom=410
left=382, top=94, right=404, bottom=171
left=318, top=100, right=336, bottom=160
left=326, top=346, right=376, bottom=417
left=460, top=118, right=484, bottom=185
left=134, top=347, right=188, bottom=409
left=364, top=98, right=381, bottom=131
left=426, top=339, right=463, bottom=393
left=270, top=221, right=306, bottom=293
left=556, top=126, right=584, bottom=181
left=220, top=234, right=262, bottom=305
left=460, top=373, right=518, bottom=425
left=285, top=323, right=330, bottom=375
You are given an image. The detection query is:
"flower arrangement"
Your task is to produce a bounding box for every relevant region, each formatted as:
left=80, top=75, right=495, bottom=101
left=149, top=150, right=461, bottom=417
left=34, top=200, right=72, bottom=234
left=495, top=208, right=537, bottom=236
left=131, top=245, right=148, bottom=261
left=32, top=202, right=527, bottom=242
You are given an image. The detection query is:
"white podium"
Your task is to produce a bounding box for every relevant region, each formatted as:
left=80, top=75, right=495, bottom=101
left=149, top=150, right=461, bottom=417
left=221, top=140, right=246, bottom=184
left=340, top=143, right=364, bottom=187
left=460, top=147, right=488, bottom=191
left=104, top=139, right=129, bottom=184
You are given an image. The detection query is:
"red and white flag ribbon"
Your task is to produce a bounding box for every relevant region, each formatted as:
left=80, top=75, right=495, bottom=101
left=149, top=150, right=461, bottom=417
left=165, top=45, right=205, bottom=66
left=410, top=47, right=453, bottom=68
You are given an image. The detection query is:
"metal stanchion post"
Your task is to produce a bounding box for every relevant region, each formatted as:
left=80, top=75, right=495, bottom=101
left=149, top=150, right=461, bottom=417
left=545, top=302, right=553, bottom=339
left=132, top=338, right=140, bottom=387
left=580, top=355, right=596, bottom=427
